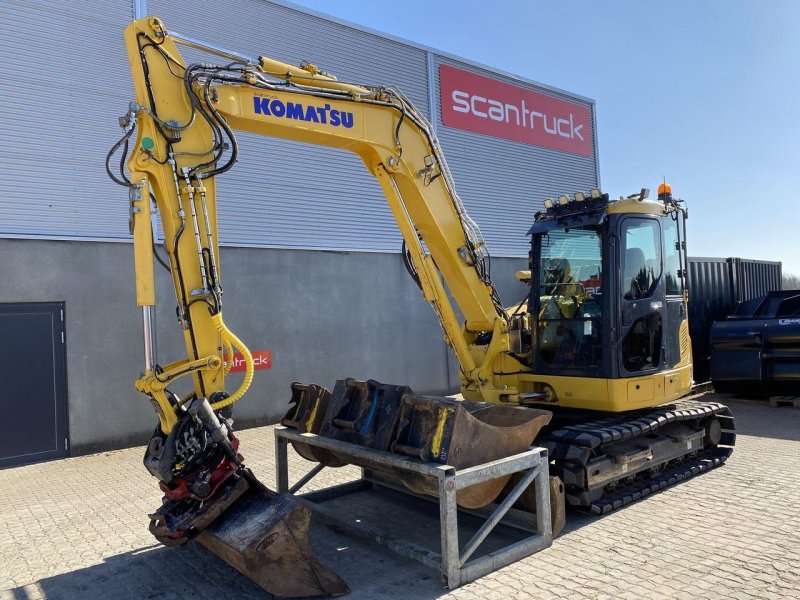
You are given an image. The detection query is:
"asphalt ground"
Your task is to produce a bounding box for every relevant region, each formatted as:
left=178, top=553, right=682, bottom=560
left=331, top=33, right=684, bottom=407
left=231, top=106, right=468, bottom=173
left=1, top=395, right=799, bottom=600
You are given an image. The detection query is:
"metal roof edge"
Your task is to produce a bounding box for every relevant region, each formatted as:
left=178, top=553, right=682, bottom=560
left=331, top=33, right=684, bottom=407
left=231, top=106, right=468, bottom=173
left=265, top=0, right=596, bottom=106
left=688, top=256, right=783, bottom=266
left=687, top=256, right=731, bottom=262
left=731, top=257, right=782, bottom=266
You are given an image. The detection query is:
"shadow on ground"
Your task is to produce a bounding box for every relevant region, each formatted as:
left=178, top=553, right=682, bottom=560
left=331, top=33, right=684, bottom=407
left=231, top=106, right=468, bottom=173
left=9, top=520, right=446, bottom=600
left=9, top=543, right=269, bottom=600
left=721, top=397, right=800, bottom=441
left=5, top=508, right=606, bottom=600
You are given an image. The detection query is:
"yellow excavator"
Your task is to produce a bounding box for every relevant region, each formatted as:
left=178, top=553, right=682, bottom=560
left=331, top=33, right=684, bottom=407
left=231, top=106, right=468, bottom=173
left=108, top=16, right=736, bottom=597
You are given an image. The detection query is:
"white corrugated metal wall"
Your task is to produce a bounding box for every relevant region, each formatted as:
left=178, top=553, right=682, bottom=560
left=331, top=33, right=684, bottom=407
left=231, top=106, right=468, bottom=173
left=148, top=0, right=428, bottom=252
left=0, top=0, right=134, bottom=239
left=0, top=0, right=598, bottom=257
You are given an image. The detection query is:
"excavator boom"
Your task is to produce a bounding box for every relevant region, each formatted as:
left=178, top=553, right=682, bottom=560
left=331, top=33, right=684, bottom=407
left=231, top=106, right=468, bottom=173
left=123, top=17, right=515, bottom=408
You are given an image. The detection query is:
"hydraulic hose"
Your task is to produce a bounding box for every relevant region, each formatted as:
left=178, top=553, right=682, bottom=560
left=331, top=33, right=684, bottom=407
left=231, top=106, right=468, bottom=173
left=209, top=313, right=253, bottom=410
left=222, top=336, right=234, bottom=376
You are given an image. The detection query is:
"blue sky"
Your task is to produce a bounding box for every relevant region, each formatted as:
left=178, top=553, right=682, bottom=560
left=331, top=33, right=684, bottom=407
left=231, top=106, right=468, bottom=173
left=289, top=1, right=799, bottom=275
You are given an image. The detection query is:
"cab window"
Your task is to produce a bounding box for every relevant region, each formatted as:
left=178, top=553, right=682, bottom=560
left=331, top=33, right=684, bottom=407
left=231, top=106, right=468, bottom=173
left=620, top=217, right=663, bottom=373
left=621, top=219, right=661, bottom=300
left=536, top=227, right=603, bottom=369
left=662, top=216, right=682, bottom=295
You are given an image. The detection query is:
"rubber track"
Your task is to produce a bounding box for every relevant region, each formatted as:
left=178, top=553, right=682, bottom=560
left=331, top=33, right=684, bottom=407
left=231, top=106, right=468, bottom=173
left=587, top=453, right=727, bottom=514
left=542, top=399, right=736, bottom=514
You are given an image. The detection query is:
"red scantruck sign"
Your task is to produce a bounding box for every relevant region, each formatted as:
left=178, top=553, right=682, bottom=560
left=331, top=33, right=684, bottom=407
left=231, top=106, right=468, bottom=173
left=224, top=350, right=272, bottom=372
left=439, top=64, right=593, bottom=156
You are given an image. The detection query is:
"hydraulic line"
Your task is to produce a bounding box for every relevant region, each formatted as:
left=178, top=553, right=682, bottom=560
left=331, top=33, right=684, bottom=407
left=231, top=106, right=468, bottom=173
left=196, top=177, right=221, bottom=293
left=222, top=336, right=234, bottom=376
left=401, top=240, right=421, bottom=290
left=106, top=119, right=136, bottom=187
left=195, top=76, right=239, bottom=178
left=209, top=313, right=253, bottom=410
left=181, top=167, right=210, bottom=292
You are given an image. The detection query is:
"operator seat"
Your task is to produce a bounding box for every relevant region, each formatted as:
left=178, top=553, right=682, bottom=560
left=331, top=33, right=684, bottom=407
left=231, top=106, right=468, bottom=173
left=559, top=261, right=582, bottom=298
left=624, top=247, right=646, bottom=299
left=545, top=258, right=578, bottom=296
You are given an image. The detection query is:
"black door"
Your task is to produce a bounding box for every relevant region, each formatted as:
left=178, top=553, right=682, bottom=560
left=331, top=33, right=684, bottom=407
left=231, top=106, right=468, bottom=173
left=0, top=303, right=68, bottom=467
left=617, top=216, right=666, bottom=375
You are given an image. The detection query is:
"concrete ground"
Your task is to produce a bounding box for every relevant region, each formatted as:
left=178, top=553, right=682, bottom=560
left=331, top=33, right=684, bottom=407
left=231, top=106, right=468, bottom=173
left=1, top=396, right=799, bottom=600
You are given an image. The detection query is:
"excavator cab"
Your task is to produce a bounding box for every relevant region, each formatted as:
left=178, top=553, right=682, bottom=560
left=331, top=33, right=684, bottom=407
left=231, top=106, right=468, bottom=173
left=527, top=189, right=691, bottom=411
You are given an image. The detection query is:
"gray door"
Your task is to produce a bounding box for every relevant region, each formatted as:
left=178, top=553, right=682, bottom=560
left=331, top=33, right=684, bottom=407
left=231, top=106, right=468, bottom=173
left=0, top=303, right=68, bottom=467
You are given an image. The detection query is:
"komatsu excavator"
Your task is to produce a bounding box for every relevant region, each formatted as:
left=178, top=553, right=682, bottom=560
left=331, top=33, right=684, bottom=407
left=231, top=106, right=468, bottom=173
left=108, top=16, right=736, bottom=597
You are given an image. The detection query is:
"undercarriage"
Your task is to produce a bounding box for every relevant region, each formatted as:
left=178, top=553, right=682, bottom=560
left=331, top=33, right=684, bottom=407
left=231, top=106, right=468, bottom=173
left=542, top=396, right=736, bottom=514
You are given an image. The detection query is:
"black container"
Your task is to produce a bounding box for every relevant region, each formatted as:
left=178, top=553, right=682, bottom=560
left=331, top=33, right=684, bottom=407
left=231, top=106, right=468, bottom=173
left=687, top=257, right=782, bottom=382
left=710, top=290, right=800, bottom=395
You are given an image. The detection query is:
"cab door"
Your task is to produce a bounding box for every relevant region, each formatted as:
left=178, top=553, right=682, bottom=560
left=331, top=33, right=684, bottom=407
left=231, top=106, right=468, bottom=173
left=662, top=212, right=688, bottom=369
left=617, top=217, right=666, bottom=375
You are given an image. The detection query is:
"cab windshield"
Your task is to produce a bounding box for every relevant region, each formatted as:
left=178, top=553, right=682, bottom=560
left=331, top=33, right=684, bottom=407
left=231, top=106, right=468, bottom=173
left=536, top=226, right=603, bottom=369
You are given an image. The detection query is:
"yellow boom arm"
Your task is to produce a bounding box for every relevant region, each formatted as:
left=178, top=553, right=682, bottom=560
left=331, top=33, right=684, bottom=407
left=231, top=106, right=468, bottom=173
left=122, top=17, right=519, bottom=432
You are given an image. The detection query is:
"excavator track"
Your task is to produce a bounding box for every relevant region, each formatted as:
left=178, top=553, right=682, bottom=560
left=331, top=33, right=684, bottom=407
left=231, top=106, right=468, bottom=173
left=542, top=398, right=736, bottom=515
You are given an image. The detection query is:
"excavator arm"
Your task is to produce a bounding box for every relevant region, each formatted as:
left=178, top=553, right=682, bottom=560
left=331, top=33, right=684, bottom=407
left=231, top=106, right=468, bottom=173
left=120, top=17, right=517, bottom=425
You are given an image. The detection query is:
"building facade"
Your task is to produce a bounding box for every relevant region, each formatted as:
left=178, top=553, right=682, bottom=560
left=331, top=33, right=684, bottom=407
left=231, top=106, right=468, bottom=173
left=0, top=0, right=599, bottom=462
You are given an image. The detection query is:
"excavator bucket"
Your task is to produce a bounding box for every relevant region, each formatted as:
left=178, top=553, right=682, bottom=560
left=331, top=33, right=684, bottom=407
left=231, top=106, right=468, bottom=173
left=284, top=381, right=552, bottom=510
left=390, top=395, right=552, bottom=508
left=500, top=474, right=567, bottom=538
left=283, top=382, right=334, bottom=434
left=318, top=379, right=413, bottom=449
left=197, top=485, right=349, bottom=597
left=282, top=382, right=345, bottom=466
left=149, top=478, right=347, bottom=597
left=146, top=429, right=347, bottom=599
left=284, top=379, right=413, bottom=467
left=283, top=378, right=552, bottom=508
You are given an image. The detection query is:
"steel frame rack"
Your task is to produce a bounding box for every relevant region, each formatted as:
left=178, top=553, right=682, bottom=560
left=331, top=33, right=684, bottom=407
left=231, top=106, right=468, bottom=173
left=274, top=427, right=553, bottom=589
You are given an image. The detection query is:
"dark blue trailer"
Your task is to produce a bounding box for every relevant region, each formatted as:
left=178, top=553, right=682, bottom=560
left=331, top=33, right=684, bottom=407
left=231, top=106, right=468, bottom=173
left=710, top=291, right=800, bottom=395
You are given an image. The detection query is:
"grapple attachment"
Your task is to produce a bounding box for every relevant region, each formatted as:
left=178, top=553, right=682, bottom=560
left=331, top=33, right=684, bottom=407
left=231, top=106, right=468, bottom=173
left=146, top=397, right=347, bottom=598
